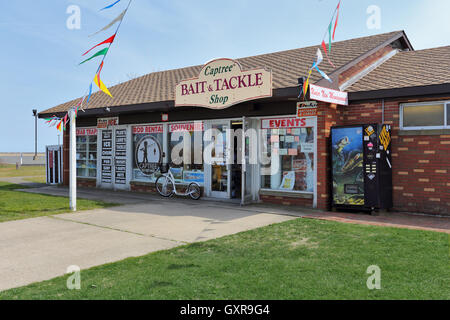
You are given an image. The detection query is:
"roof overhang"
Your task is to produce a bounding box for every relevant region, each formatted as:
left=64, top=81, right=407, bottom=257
left=38, top=86, right=300, bottom=119
left=348, top=83, right=450, bottom=102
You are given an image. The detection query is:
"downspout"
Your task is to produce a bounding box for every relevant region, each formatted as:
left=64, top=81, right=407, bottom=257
left=382, top=99, right=385, bottom=124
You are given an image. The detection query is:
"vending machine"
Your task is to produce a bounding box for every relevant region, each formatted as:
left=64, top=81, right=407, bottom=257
left=331, top=124, right=393, bottom=211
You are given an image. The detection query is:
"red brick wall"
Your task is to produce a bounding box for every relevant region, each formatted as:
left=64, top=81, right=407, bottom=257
left=344, top=99, right=450, bottom=216
left=77, top=178, right=96, bottom=188
left=260, top=195, right=313, bottom=207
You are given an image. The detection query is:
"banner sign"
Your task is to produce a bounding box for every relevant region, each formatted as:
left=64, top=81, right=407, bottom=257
left=133, top=125, right=164, bottom=135
left=175, top=58, right=272, bottom=110
left=169, top=122, right=204, bottom=133
left=261, top=117, right=315, bottom=130
left=297, top=101, right=318, bottom=118
left=309, top=84, right=348, bottom=106
left=97, top=117, right=119, bottom=129
left=76, top=128, right=98, bottom=136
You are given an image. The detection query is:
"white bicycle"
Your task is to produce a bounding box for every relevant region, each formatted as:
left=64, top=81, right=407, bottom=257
left=155, top=164, right=202, bottom=200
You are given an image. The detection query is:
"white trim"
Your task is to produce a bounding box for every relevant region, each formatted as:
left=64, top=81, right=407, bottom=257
left=340, top=49, right=398, bottom=91
left=400, top=100, right=449, bottom=130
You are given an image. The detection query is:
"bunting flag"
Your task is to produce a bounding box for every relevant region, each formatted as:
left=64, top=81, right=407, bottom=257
left=314, top=65, right=332, bottom=83
left=101, top=0, right=122, bottom=11
left=86, top=83, right=93, bottom=106
left=56, top=121, right=62, bottom=132
left=89, top=8, right=127, bottom=37
left=303, top=68, right=313, bottom=96
left=79, top=48, right=109, bottom=65
left=83, top=34, right=116, bottom=56
left=328, top=22, right=333, bottom=53
left=94, top=73, right=113, bottom=98
left=311, top=48, right=323, bottom=70
left=321, top=40, right=335, bottom=68
left=333, top=1, right=341, bottom=40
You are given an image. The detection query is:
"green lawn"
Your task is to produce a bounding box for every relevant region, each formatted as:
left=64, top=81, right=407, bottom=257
left=1, top=218, right=448, bottom=300
left=0, top=182, right=117, bottom=223
left=0, top=164, right=45, bottom=178
left=23, top=176, right=46, bottom=183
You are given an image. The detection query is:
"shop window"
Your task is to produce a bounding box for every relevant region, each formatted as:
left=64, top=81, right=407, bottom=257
left=168, top=122, right=204, bottom=186
left=76, top=129, right=98, bottom=178
left=260, top=117, right=315, bottom=193
left=401, top=102, right=449, bottom=129
left=132, top=125, right=164, bottom=183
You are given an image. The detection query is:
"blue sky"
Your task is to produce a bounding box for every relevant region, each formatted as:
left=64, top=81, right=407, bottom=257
left=1, top=0, right=449, bottom=152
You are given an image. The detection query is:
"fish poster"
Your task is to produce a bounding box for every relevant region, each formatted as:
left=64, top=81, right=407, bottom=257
left=331, top=127, right=365, bottom=206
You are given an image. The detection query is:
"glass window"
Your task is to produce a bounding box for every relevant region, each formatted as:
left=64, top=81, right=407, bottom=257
left=260, top=117, right=315, bottom=193
left=169, top=122, right=204, bottom=186
left=132, top=125, right=164, bottom=183
left=402, top=104, right=445, bottom=128
left=447, top=104, right=450, bottom=126
left=76, top=129, right=98, bottom=178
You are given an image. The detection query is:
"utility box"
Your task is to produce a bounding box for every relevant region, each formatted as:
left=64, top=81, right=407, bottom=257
left=46, top=145, right=63, bottom=185
left=331, top=124, right=393, bottom=211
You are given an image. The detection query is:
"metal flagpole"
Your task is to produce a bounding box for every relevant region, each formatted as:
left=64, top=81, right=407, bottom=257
left=69, top=109, right=77, bottom=211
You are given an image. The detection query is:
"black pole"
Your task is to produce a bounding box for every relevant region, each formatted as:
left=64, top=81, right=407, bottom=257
left=33, top=109, right=37, bottom=160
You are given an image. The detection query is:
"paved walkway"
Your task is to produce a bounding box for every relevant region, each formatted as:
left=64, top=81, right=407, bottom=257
left=21, top=185, right=450, bottom=233
left=0, top=192, right=293, bottom=292
left=1, top=183, right=448, bottom=292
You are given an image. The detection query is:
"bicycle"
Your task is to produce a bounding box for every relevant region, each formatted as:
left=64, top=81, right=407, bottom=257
left=155, top=164, right=202, bottom=200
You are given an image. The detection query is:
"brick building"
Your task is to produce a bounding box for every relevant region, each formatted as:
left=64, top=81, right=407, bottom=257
left=39, top=31, right=449, bottom=216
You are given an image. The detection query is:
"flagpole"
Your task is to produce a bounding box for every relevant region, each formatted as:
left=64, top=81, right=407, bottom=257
left=69, top=108, right=77, bottom=211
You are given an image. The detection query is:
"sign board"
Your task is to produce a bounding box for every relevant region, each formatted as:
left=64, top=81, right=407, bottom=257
left=261, top=117, right=315, bottom=130
left=97, top=117, right=119, bottom=129
left=297, top=101, right=318, bottom=118
left=175, top=58, right=272, bottom=110
left=132, top=125, right=164, bottom=135
left=169, top=122, right=204, bottom=132
left=309, top=84, right=348, bottom=106
left=76, top=128, right=98, bottom=136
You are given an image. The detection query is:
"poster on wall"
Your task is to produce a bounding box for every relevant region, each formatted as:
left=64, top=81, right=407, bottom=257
left=331, top=127, right=365, bottom=206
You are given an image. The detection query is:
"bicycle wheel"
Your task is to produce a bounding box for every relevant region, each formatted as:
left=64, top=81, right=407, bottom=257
left=156, top=175, right=174, bottom=197
left=188, top=183, right=201, bottom=200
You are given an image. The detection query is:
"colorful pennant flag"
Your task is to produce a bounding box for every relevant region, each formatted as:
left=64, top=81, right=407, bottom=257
left=101, top=0, right=122, bottom=11
left=94, top=73, right=113, bottom=98
left=89, top=8, right=127, bottom=37
left=303, top=68, right=313, bottom=97
left=321, top=40, right=335, bottom=68
left=83, top=34, right=116, bottom=56
left=314, top=65, right=332, bottom=83
left=333, top=1, right=341, bottom=40
left=79, top=48, right=109, bottom=65
left=311, top=48, right=323, bottom=70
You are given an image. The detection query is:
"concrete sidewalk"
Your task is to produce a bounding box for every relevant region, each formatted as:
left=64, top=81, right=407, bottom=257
left=0, top=193, right=293, bottom=292
left=22, top=185, right=450, bottom=233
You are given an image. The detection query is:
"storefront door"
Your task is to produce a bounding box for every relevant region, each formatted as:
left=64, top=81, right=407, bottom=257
left=99, top=126, right=129, bottom=190
left=208, top=120, right=232, bottom=199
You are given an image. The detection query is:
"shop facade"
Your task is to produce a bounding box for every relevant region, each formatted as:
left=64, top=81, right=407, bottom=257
left=42, top=31, right=449, bottom=215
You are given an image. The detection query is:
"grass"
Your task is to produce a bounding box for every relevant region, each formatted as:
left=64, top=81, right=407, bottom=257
left=23, top=176, right=46, bottom=183
left=0, top=164, right=45, bottom=178
left=0, top=182, right=117, bottom=223
left=1, top=218, right=448, bottom=300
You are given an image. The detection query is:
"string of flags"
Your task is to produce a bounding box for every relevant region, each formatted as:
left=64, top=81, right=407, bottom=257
left=300, top=0, right=341, bottom=100
left=45, top=0, right=132, bottom=131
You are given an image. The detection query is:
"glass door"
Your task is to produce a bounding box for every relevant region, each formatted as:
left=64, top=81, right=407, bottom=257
left=208, top=120, right=231, bottom=199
